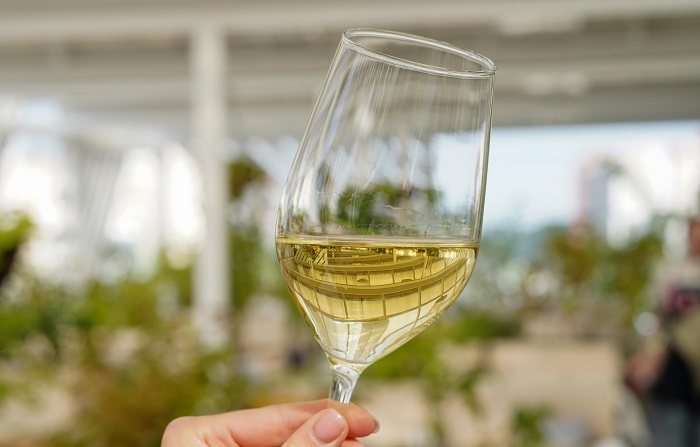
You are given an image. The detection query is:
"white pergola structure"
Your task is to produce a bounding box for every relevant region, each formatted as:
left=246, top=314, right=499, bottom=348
left=1, top=0, right=699, bottom=346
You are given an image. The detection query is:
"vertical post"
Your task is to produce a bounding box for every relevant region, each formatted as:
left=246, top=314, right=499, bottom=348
left=190, top=26, right=230, bottom=349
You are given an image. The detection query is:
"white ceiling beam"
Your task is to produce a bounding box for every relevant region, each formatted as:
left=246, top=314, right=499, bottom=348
left=2, top=51, right=698, bottom=101
left=1, top=0, right=700, bottom=44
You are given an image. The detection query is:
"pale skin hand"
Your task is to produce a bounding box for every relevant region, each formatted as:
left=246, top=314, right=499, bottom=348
left=161, top=399, right=379, bottom=447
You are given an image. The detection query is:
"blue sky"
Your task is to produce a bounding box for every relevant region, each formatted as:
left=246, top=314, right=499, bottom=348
left=483, top=120, right=700, bottom=230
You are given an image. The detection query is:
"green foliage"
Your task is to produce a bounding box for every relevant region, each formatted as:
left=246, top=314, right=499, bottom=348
left=543, top=225, right=602, bottom=287
left=0, top=212, right=33, bottom=253
left=455, top=364, right=488, bottom=414
left=0, top=277, right=69, bottom=361
left=0, top=159, right=284, bottom=446
left=510, top=406, right=552, bottom=447
left=363, top=326, right=444, bottom=381
left=537, top=224, right=663, bottom=330
left=599, top=232, right=663, bottom=325
left=0, top=300, right=42, bottom=358
left=0, top=265, right=252, bottom=447
left=229, top=226, right=263, bottom=313
left=228, top=156, right=267, bottom=200
left=449, top=310, right=522, bottom=343
left=0, top=212, right=33, bottom=285
left=227, top=155, right=287, bottom=312
left=333, top=183, right=441, bottom=234
left=335, top=186, right=389, bottom=233
left=47, top=325, right=245, bottom=447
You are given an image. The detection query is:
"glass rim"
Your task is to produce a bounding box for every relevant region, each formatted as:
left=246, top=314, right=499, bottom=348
left=341, top=28, right=496, bottom=78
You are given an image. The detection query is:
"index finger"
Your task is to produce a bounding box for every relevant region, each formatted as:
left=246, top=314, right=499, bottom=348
left=226, top=400, right=377, bottom=445
left=202, top=400, right=377, bottom=447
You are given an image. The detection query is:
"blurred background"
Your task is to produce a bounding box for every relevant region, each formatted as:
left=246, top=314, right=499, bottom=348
left=1, top=0, right=700, bottom=446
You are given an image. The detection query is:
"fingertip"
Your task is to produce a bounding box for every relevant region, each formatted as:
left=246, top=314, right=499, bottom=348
left=312, top=409, right=348, bottom=444
left=344, top=403, right=380, bottom=438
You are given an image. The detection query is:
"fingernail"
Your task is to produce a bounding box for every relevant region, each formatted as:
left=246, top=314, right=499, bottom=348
left=313, top=409, right=346, bottom=444
left=373, top=417, right=381, bottom=434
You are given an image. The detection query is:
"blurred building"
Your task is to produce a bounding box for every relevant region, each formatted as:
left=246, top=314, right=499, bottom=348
left=0, top=109, right=203, bottom=285
left=580, top=132, right=700, bottom=245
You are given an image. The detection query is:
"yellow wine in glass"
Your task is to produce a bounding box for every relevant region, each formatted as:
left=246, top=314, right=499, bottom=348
left=276, top=29, right=495, bottom=408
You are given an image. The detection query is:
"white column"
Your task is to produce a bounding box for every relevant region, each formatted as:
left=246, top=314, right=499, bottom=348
left=190, top=26, right=230, bottom=349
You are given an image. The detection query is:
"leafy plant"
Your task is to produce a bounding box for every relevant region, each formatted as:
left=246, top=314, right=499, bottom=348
left=510, top=406, right=552, bottom=447
left=0, top=212, right=32, bottom=286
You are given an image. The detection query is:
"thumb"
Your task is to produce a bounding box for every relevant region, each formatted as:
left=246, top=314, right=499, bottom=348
left=282, top=408, right=349, bottom=447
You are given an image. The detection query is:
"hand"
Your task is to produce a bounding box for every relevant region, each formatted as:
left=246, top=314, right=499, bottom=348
left=161, top=399, right=380, bottom=447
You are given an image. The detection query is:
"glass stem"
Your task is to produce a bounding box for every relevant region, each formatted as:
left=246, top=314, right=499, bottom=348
left=327, top=362, right=362, bottom=415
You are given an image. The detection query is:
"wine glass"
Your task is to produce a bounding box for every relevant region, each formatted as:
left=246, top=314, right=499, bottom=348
left=276, top=29, right=495, bottom=411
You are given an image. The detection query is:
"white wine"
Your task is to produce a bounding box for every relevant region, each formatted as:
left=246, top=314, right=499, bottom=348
left=276, top=236, right=478, bottom=366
